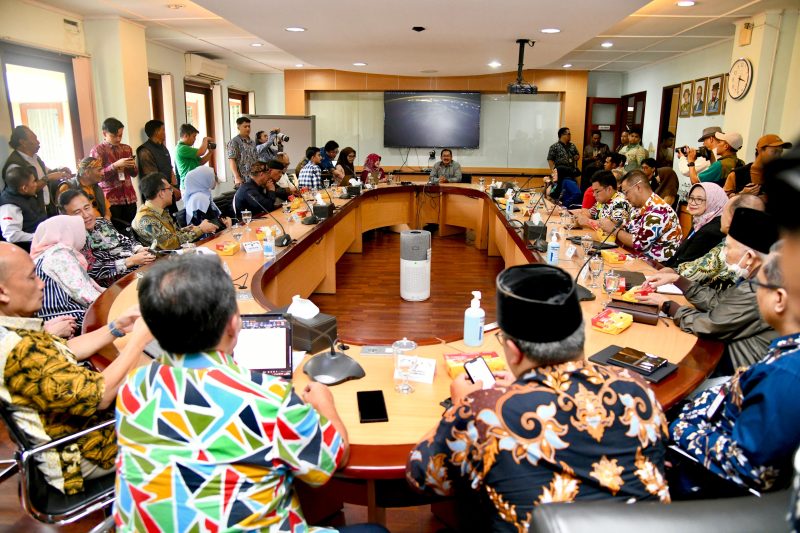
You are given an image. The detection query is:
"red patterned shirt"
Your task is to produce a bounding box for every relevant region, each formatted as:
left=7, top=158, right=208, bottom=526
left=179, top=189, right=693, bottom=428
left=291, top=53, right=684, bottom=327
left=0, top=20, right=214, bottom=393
left=89, top=142, right=138, bottom=206
left=624, top=193, right=682, bottom=262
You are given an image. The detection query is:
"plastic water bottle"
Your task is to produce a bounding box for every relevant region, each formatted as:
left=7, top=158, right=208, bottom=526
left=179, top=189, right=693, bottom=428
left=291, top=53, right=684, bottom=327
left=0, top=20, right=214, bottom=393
left=546, top=233, right=560, bottom=265
left=263, top=233, right=275, bottom=259
left=463, top=291, right=485, bottom=346
left=505, top=189, right=514, bottom=220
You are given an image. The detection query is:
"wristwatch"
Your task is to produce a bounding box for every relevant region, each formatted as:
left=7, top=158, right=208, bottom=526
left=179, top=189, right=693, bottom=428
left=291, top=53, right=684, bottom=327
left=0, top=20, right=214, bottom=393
left=108, top=321, right=126, bottom=338
left=687, top=162, right=695, bottom=167
left=661, top=301, right=673, bottom=317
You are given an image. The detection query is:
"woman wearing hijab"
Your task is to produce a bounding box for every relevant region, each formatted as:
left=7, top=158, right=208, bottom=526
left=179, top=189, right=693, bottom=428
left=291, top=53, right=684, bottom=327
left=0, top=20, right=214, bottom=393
left=335, top=147, right=357, bottom=184
left=545, top=166, right=582, bottom=208
left=360, top=153, right=386, bottom=184
left=663, top=182, right=727, bottom=267
left=58, top=188, right=154, bottom=287
left=183, top=166, right=232, bottom=229
left=31, top=215, right=104, bottom=331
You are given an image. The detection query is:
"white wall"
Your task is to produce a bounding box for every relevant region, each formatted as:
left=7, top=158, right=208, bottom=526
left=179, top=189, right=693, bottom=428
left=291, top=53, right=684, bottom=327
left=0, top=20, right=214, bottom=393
left=252, top=73, right=285, bottom=115
left=588, top=72, right=624, bottom=98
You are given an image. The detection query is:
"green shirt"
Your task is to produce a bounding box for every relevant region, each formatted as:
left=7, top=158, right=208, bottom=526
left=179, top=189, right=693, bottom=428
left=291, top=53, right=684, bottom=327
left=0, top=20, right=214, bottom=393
left=175, top=142, right=200, bottom=187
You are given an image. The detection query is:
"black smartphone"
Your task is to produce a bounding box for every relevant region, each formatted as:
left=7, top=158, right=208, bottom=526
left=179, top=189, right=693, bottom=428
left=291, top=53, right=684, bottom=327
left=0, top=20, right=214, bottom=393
left=356, top=390, right=388, bottom=423
left=608, top=347, right=667, bottom=375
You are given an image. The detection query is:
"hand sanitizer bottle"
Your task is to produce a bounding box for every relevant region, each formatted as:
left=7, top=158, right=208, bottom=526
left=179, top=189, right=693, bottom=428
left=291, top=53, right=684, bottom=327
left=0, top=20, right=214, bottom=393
left=546, top=233, right=560, bottom=265
left=263, top=232, right=275, bottom=260
left=463, top=291, right=485, bottom=346
left=505, top=189, right=515, bottom=220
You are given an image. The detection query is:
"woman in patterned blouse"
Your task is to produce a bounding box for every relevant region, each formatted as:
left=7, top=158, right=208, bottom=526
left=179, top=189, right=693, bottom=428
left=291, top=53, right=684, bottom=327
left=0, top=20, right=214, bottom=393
left=58, top=189, right=154, bottom=287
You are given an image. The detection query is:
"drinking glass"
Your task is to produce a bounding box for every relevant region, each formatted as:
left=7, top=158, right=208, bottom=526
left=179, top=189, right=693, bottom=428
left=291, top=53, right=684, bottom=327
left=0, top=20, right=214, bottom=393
left=231, top=224, right=243, bottom=243
left=478, top=177, right=486, bottom=191
left=180, top=242, right=196, bottom=255
left=589, top=255, right=603, bottom=289
left=323, top=178, right=330, bottom=190
left=387, top=175, right=394, bottom=186
left=241, top=210, right=252, bottom=230
left=564, top=213, right=576, bottom=237
left=581, top=235, right=594, bottom=258
left=393, top=337, right=417, bottom=394
left=282, top=201, right=291, bottom=216
left=603, top=270, right=621, bottom=306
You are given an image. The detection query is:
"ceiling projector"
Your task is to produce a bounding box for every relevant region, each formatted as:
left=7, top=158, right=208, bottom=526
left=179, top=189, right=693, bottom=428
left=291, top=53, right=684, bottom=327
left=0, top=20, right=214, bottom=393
left=507, top=39, right=538, bottom=95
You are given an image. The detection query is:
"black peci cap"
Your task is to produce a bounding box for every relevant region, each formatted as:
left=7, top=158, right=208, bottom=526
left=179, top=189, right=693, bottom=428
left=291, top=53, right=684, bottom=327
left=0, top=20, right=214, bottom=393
left=728, top=207, right=779, bottom=254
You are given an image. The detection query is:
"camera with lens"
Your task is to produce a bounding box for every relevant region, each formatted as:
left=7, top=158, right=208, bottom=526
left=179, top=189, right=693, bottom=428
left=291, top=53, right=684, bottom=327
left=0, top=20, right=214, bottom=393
left=208, top=142, right=217, bottom=150
left=276, top=133, right=290, bottom=143
left=676, top=145, right=712, bottom=160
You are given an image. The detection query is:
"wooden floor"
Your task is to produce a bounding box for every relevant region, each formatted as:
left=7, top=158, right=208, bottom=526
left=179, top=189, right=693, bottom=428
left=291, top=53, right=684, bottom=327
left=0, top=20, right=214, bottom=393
left=313, top=229, right=505, bottom=345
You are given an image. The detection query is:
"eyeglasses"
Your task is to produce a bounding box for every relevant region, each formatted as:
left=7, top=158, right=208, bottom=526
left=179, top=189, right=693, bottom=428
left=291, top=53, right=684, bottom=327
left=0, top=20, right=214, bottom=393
left=159, top=187, right=171, bottom=192
left=621, top=180, right=642, bottom=197
left=746, top=278, right=783, bottom=291
left=687, top=196, right=706, bottom=204
left=494, top=331, right=505, bottom=344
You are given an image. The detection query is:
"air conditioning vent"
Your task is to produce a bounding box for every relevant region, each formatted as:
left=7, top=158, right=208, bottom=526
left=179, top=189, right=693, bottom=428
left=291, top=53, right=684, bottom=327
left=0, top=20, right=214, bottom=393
left=185, top=53, right=227, bottom=82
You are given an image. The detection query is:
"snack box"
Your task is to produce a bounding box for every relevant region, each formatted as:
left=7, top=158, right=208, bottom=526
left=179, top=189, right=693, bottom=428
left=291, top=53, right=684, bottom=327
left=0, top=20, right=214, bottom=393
left=443, top=351, right=505, bottom=378
left=595, top=228, right=617, bottom=244
left=591, top=309, right=634, bottom=335
left=214, top=241, right=240, bottom=256
left=601, top=249, right=628, bottom=266
left=613, top=284, right=654, bottom=303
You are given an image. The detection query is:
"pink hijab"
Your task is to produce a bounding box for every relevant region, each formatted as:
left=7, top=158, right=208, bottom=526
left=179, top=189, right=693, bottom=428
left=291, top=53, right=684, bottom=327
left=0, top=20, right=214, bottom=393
left=689, top=182, right=728, bottom=232
left=30, top=215, right=89, bottom=269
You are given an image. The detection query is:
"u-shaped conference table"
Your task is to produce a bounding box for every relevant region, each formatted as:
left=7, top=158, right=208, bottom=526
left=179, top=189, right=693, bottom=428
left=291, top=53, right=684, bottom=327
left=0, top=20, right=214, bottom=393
left=85, top=181, right=722, bottom=520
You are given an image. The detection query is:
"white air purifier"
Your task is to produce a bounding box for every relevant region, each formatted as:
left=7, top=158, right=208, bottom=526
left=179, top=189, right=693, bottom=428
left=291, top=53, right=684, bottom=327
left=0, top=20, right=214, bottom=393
left=400, top=230, right=431, bottom=301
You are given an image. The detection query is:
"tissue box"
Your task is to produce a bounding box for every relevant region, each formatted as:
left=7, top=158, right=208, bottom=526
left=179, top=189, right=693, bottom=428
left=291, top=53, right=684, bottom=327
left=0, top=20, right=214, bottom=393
left=591, top=309, right=633, bottom=335
left=272, top=309, right=337, bottom=354
left=214, top=241, right=240, bottom=256
left=347, top=186, right=362, bottom=197
left=313, top=203, right=335, bottom=220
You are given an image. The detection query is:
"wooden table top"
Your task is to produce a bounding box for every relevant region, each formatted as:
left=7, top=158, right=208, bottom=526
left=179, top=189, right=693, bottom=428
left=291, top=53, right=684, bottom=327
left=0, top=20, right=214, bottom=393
left=84, top=183, right=720, bottom=479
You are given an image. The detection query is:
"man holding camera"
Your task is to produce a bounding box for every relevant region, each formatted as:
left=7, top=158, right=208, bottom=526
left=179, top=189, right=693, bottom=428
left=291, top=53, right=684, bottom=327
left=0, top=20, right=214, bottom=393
left=256, top=128, right=288, bottom=163
left=687, top=131, right=742, bottom=187
left=175, top=124, right=215, bottom=189
left=226, top=116, right=257, bottom=189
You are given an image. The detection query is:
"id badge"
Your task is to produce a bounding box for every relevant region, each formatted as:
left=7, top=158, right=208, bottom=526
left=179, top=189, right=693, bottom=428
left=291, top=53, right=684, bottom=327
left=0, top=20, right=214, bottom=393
left=704, top=389, right=726, bottom=421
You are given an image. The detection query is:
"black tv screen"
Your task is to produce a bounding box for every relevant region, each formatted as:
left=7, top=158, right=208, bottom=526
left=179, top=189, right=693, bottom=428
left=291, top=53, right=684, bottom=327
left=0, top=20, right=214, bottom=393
left=384, top=91, right=480, bottom=149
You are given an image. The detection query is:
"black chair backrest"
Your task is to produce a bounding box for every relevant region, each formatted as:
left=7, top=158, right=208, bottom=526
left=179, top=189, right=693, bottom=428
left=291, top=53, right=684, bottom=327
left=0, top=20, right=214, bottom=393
left=460, top=173, right=473, bottom=184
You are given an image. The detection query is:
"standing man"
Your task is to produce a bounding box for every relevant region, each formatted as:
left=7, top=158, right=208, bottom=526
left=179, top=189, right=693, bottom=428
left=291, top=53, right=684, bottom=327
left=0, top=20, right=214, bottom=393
left=581, top=130, right=610, bottom=191
left=618, top=128, right=649, bottom=172
left=90, top=117, right=138, bottom=232
left=226, top=116, right=257, bottom=189
left=687, top=131, right=742, bottom=187
left=407, top=264, right=669, bottom=532
left=429, top=148, right=462, bottom=183
left=298, top=146, right=323, bottom=190
left=547, top=127, right=579, bottom=177
left=175, top=124, right=214, bottom=189
left=137, top=119, right=180, bottom=217
left=2, top=125, right=70, bottom=215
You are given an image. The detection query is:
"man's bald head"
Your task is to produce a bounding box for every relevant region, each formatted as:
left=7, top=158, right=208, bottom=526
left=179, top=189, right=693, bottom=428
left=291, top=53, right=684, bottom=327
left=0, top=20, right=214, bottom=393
left=721, top=194, right=766, bottom=234
left=0, top=242, right=44, bottom=317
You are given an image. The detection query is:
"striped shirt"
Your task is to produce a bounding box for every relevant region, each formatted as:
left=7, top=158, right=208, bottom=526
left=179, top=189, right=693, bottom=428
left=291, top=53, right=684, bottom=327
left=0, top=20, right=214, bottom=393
left=35, top=258, right=87, bottom=330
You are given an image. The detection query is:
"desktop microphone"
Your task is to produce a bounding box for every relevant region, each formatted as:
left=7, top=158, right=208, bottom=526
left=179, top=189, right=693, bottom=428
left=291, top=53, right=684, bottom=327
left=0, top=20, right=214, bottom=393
left=247, top=192, right=292, bottom=247
left=298, top=193, right=319, bottom=225
left=530, top=190, right=564, bottom=252
left=572, top=218, right=624, bottom=301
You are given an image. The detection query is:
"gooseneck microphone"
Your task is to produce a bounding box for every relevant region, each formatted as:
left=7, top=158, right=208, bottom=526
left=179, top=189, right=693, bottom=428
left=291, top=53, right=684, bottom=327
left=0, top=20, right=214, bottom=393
left=530, top=189, right=564, bottom=252
left=247, top=192, right=292, bottom=247
left=572, top=218, right=625, bottom=301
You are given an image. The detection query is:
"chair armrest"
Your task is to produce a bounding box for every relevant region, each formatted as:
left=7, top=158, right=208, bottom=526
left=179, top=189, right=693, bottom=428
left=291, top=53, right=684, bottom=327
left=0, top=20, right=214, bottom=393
left=19, top=419, right=115, bottom=465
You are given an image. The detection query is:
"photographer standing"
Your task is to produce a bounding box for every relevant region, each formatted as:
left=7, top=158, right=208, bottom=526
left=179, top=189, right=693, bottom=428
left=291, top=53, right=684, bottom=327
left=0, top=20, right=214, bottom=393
left=256, top=128, right=288, bottom=163
left=687, top=131, right=742, bottom=187
left=175, top=124, right=215, bottom=189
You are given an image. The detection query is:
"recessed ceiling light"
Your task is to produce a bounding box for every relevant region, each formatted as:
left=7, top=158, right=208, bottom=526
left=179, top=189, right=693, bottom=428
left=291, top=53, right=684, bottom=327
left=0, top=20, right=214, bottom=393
left=166, top=3, right=184, bottom=9
left=285, top=27, right=306, bottom=32
left=540, top=28, right=560, bottom=34
left=676, top=1, right=696, bottom=6
left=353, top=62, right=367, bottom=66
left=562, top=63, right=573, bottom=68
left=488, top=61, right=502, bottom=68
left=251, top=43, right=263, bottom=47
left=601, top=41, right=614, bottom=48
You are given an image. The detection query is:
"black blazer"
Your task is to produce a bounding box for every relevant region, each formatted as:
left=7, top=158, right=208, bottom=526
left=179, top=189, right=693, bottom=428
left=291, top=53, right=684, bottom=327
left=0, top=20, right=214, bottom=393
left=663, top=216, right=724, bottom=268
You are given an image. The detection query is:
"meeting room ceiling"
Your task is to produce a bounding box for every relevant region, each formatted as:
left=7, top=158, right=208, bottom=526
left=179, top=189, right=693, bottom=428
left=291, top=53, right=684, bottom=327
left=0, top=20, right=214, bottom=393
left=41, top=0, right=798, bottom=75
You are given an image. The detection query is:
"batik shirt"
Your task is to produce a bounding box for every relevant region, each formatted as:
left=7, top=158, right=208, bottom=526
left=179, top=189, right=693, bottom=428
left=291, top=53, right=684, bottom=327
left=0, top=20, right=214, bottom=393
left=131, top=201, right=202, bottom=250
left=589, top=191, right=632, bottom=224
left=670, top=333, right=800, bottom=491
left=90, top=141, right=138, bottom=206
left=407, top=360, right=670, bottom=533
left=546, top=141, right=579, bottom=170
left=114, top=350, right=344, bottom=533
left=226, top=135, right=258, bottom=183
left=0, top=316, right=115, bottom=495
left=619, top=143, right=649, bottom=172
left=676, top=242, right=736, bottom=290
left=86, top=218, right=141, bottom=287
left=624, top=193, right=682, bottom=262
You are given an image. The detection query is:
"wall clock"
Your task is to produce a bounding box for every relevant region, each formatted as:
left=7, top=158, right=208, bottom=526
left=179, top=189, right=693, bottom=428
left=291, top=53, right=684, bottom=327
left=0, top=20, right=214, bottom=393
left=727, top=58, right=753, bottom=100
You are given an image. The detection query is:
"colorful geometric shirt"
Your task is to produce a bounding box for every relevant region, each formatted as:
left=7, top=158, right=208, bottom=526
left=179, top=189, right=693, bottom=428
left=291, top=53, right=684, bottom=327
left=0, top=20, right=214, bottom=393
left=298, top=162, right=322, bottom=190
left=676, top=242, right=736, bottom=290
left=590, top=191, right=632, bottom=224
left=619, top=143, right=649, bottom=172
left=131, top=201, right=202, bottom=250
left=0, top=316, right=115, bottom=495
left=407, top=360, right=670, bottom=532
left=670, top=333, right=800, bottom=491
left=624, top=193, right=682, bottom=262
left=226, top=135, right=258, bottom=183
left=114, top=350, right=344, bottom=532
left=89, top=141, right=138, bottom=206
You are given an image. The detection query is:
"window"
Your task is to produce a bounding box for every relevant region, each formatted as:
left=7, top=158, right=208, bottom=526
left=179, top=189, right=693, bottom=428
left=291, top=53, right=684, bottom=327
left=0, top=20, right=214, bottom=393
left=228, top=88, right=249, bottom=137
left=148, top=73, right=164, bottom=121
left=184, top=81, right=213, bottom=141
left=2, top=44, right=82, bottom=171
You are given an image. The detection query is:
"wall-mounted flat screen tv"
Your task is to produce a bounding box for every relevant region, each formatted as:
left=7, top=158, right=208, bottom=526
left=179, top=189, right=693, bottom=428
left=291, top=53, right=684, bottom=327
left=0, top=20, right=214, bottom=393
left=383, top=91, right=480, bottom=148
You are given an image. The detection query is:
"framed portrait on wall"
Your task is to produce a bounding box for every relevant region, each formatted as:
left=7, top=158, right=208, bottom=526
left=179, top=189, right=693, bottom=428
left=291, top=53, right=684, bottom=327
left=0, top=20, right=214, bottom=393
left=692, top=77, right=707, bottom=116
left=721, top=74, right=728, bottom=114
left=679, top=80, right=694, bottom=118
left=706, top=75, right=723, bottom=115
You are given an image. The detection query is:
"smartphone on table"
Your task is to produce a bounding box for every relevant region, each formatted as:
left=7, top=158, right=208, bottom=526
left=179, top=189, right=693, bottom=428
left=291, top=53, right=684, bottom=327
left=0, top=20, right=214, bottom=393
left=464, top=356, right=496, bottom=389
left=608, top=347, right=667, bottom=375
left=356, top=390, right=388, bottom=423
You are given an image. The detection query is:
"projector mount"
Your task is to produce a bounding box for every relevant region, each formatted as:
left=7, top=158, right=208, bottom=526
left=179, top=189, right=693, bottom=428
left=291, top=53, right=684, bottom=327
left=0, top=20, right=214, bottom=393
left=508, top=39, right=538, bottom=94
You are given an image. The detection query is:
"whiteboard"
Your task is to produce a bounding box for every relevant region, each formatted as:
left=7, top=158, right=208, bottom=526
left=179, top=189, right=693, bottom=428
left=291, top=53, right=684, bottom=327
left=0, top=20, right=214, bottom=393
left=308, top=92, right=562, bottom=169
left=245, top=115, right=315, bottom=171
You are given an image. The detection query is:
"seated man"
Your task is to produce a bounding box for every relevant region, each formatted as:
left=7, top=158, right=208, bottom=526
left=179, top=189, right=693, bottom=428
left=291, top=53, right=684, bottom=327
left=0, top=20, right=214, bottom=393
left=639, top=207, right=779, bottom=374
left=274, top=152, right=298, bottom=192
left=723, top=134, right=791, bottom=197
left=430, top=148, right=462, bottom=183
left=602, top=152, right=626, bottom=182
left=407, top=264, right=669, bottom=532
left=320, top=139, right=344, bottom=183
left=0, top=242, right=148, bottom=494
left=575, top=170, right=631, bottom=229
left=298, top=146, right=323, bottom=190
left=673, top=193, right=765, bottom=290
left=598, top=170, right=682, bottom=263
left=132, top=172, right=217, bottom=250
left=56, top=156, right=111, bottom=221
left=0, top=165, right=48, bottom=248
left=669, top=248, right=800, bottom=496
left=233, top=159, right=289, bottom=216
left=115, top=254, right=350, bottom=531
